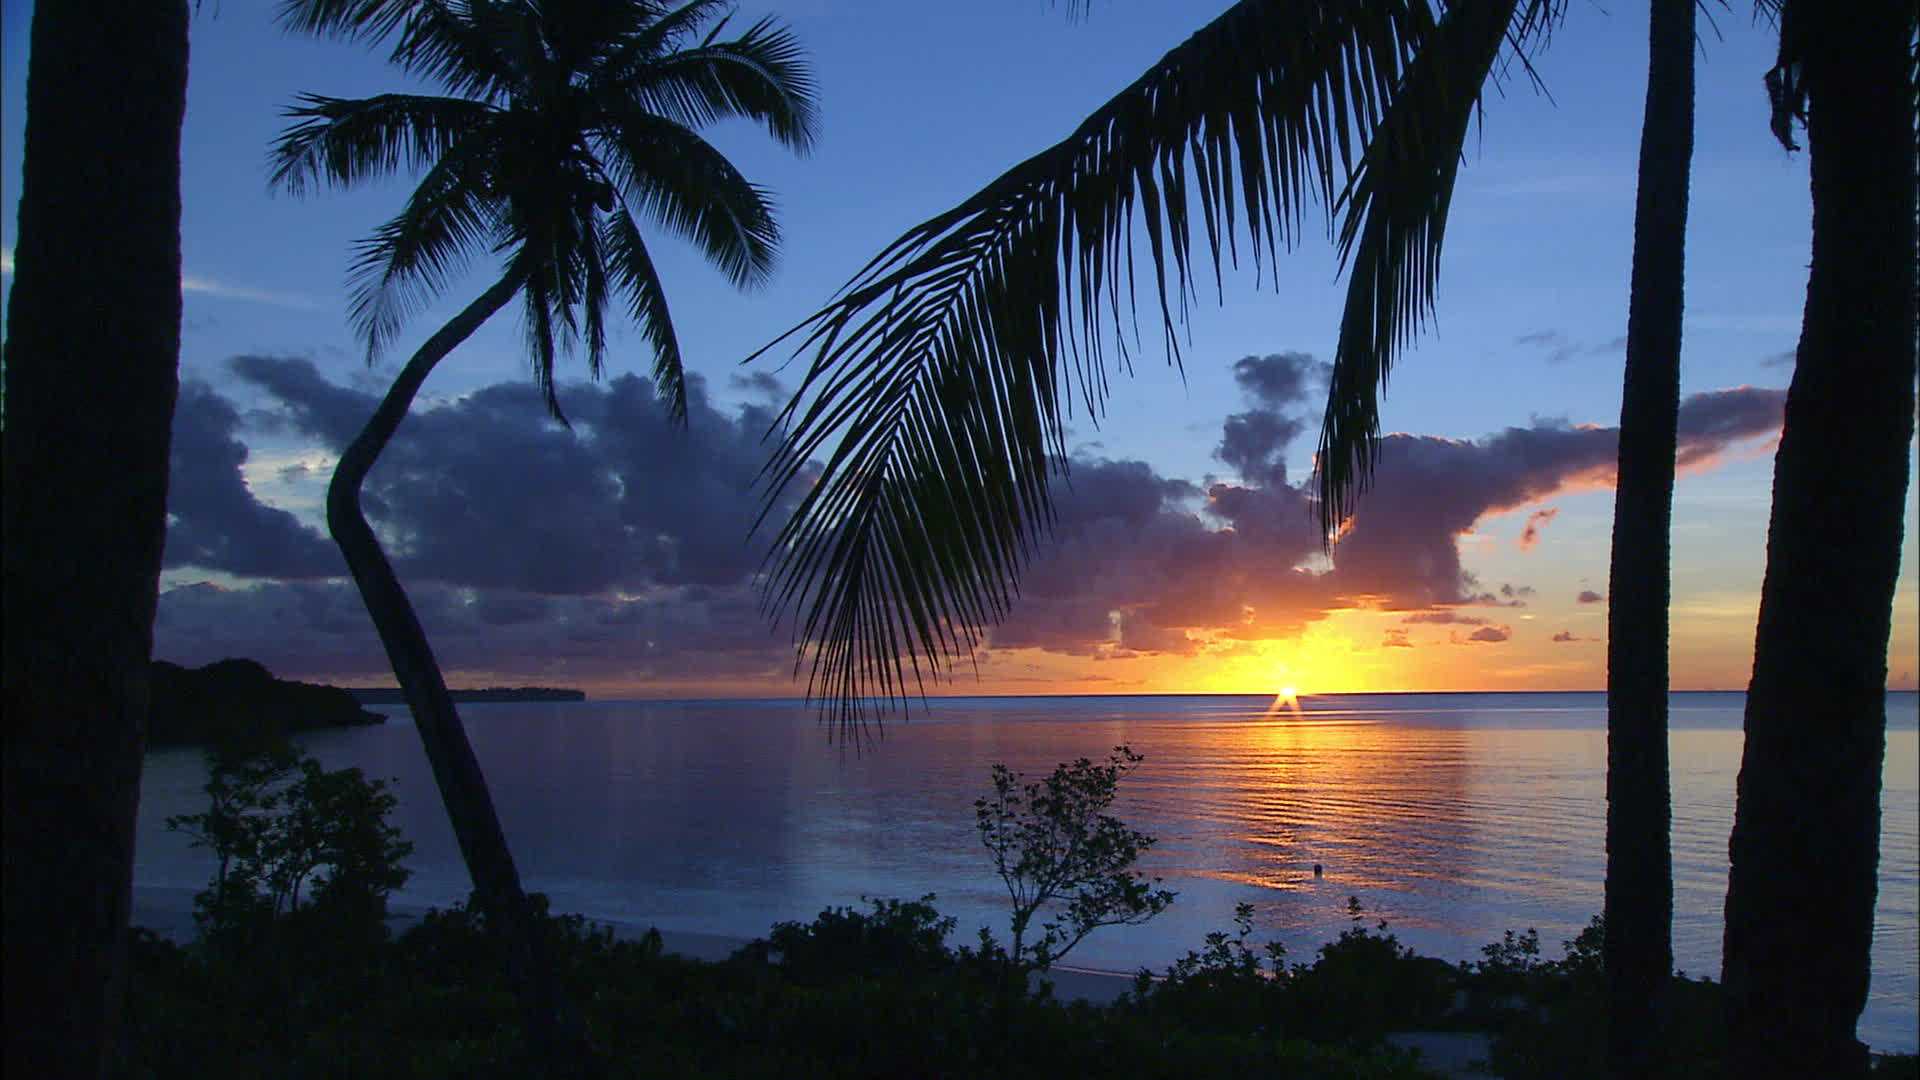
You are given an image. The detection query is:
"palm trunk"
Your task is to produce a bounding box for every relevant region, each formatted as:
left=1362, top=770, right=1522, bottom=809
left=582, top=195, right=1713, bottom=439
left=1601, top=0, right=1691, bottom=1071
left=1, top=2, right=189, bottom=1076
left=1722, top=4, right=1916, bottom=1075
left=326, top=272, right=586, bottom=1063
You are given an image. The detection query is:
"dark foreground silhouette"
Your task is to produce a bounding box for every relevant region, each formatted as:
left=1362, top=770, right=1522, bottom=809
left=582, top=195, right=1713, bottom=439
left=148, top=659, right=383, bottom=747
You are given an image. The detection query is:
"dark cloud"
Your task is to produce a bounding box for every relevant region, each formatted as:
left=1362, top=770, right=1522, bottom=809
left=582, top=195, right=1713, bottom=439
left=162, top=381, right=340, bottom=578
left=1382, top=629, right=1414, bottom=648
left=1760, top=349, right=1796, bottom=368
left=1551, top=630, right=1584, bottom=643
left=226, top=355, right=805, bottom=595
left=728, top=371, right=787, bottom=401
left=1518, top=507, right=1559, bottom=550
left=1324, top=385, right=1784, bottom=610
left=154, top=579, right=790, bottom=687
left=1465, top=625, right=1512, bottom=644
left=1230, top=352, right=1329, bottom=408
left=1516, top=331, right=1627, bottom=365
left=1213, top=352, right=1326, bottom=486
left=1403, top=611, right=1490, bottom=625
left=154, top=351, right=1784, bottom=681
left=1578, top=590, right=1606, bottom=604
left=1515, top=330, right=1578, bottom=365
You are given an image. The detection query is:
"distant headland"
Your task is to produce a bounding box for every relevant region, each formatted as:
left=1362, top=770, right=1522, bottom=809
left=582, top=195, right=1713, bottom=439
left=149, top=658, right=385, bottom=747
left=346, top=686, right=587, bottom=704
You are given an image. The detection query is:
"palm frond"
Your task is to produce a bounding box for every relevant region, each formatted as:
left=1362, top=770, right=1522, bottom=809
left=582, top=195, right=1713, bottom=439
left=752, top=0, right=1445, bottom=725
left=346, top=132, right=506, bottom=360
left=271, top=92, right=498, bottom=196
left=593, top=111, right=781, bottom=289
left=279, top=0, right=525, bottom=101
left=590, top=0, right=735, bottom=83
left=605, top=15, right=819, bottom=154
left=602, top=207, right=688, bottom=424
left=1314, top=0, right=1546, bottom=539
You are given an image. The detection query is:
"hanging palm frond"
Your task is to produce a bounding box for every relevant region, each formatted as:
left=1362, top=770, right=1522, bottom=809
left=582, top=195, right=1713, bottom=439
left=1315, top=0, right=1565, bottom=537
left=754, top=0, right=1447, bottom=727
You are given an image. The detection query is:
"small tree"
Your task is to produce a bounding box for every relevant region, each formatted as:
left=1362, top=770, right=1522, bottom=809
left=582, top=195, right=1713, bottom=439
left=167, top=741, right=412, bottom=941
left=975, top=745, right=1175, bottom=973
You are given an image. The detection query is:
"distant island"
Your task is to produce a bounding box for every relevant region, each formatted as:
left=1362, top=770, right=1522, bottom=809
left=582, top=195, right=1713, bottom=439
left=346, top=686, right=587, bottom=704
left=149, top=658, right=385, bottom=747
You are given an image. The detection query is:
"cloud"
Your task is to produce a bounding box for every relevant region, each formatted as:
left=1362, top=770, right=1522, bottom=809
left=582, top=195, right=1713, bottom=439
left=1578, top=590, right=1606, bottom=604
left=1519, top=507, right=1559, bottom=550
left=153, top=352, right=1786, bottom=683
left=162, top=381, right=341, bottom=578
left=154, top=357, right=815, bottom=684
left=154, top=579, right=791, bottom=687
left=1465, top=625, right=1512, bottom=644
left=1, top=248, right=319, bottom=309
left=1551, top=630, right=1585, bottom=643
left=226, top=354, right=807, bottom=594
left=1382, top=629, right=1414, bottom=648
left=1514, top=330, right=1629, bottom=365
left=1760, top=349, right=1796, bottom=368
left=181, top=274, right=324, bottom=310
left=1403, top=611, right=1490, bottom=626
left=1515, top=330, right=1578, bottom=365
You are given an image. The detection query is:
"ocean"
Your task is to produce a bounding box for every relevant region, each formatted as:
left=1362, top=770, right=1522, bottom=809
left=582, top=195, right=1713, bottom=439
left=133, top=691, right=1920, bottom=1052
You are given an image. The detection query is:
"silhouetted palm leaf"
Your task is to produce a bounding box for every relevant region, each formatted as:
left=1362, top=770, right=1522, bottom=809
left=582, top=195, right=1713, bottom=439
left=754, top=0, right=1559, bottom=724
left=1316, top=0, right=1563, bottom=534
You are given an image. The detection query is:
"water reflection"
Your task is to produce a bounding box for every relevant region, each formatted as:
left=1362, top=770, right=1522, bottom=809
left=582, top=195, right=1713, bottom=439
left=133, top=691, right=1920, bottom=1053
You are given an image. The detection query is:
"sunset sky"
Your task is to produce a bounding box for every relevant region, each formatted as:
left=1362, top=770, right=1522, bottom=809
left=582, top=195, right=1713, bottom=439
left=3, top=1, right=1915, bottom=697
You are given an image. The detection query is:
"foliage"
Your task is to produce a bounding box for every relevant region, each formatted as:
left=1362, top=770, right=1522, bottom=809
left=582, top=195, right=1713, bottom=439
left=975, top=745, right=1175, bottom=972
left=116, top=894, right=1435, bottom=1079
left=273, top=0, right=818, bottom=421
left=745, top=894, right=958, bottom=987
left=749, top=0, right=1568, bottom=720
left=165, top=739, right=412, bottom=945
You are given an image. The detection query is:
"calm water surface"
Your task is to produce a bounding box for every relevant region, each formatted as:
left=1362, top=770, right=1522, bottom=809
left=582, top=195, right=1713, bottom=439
left=135, top=691, right=1920, bottom=1051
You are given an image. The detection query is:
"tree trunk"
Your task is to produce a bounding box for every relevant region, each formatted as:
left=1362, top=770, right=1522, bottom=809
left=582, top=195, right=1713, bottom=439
left=326, top=272, right=588, bottom=1064
left=1602, top=0, right=1691, bottom=1071
left=1, top=3, right=189, bottom=1076
left=1722, top=4, right=1917, bottom=1076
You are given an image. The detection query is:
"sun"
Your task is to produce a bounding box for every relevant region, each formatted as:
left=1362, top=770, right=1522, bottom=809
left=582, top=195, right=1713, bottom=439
left=1278, top=685, right=1299, bottom=704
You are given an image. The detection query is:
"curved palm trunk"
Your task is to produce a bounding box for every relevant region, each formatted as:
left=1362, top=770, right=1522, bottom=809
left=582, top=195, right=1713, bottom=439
left=1602, top=0, right=1691, bottom=1070
left=1, top=2, right=189, bottom=1076
left=1722, top=4, right=1916, bottom=1075
left=326, top=272, right=585, bottom=1063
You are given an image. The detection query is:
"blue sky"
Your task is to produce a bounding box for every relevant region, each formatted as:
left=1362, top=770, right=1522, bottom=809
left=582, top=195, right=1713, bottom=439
left=2, top=1, right=1913, bottom=693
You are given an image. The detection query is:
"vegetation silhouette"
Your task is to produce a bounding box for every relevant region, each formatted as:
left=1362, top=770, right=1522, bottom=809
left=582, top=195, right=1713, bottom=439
left=975, top=746, right=1176, bottom=976
left=148, top=658, right=385, bottom=747
left=1722, top=3, right=1917, bottom=1075
left=269, top=0, right=817, bottom=1060
left=1, top=2, right=190, bottom=1075
left=748, top=0, right=1693, bottom=1067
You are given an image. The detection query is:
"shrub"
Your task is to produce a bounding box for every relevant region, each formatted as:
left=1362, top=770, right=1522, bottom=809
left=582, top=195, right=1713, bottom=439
left=975, top=744, right=1176, bottom=973
left=750, top=894, right=957, bottom=985
left=165, top=738, right=412, bottom=947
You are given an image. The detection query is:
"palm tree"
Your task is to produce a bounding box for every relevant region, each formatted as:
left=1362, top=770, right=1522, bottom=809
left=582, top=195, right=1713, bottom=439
left=1722, top=2, right=1916, bottom=1074
left=2, top=2, right=190, bottom=1075
left=1601, top=0, right=1692, bottom=1069
left=272, top=0, right=816, bottom=1057
left=752, top=0, right=1688, bottom=1064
